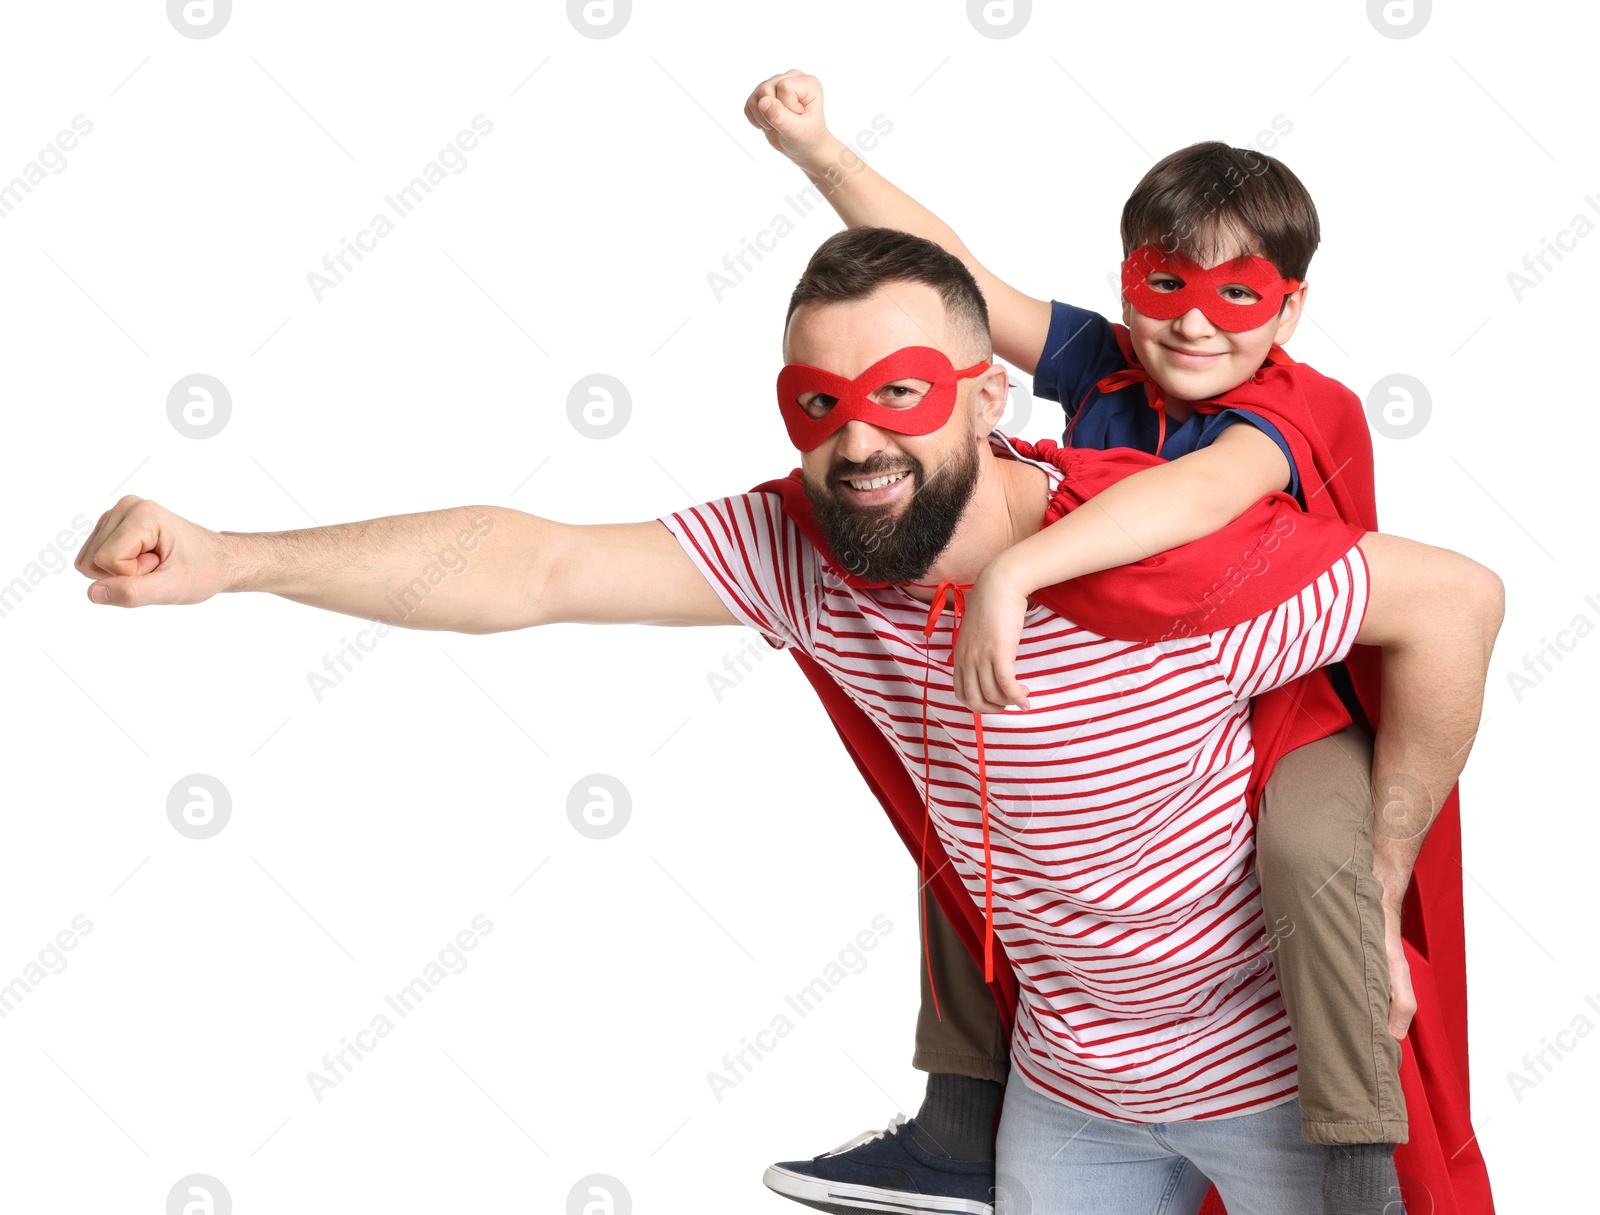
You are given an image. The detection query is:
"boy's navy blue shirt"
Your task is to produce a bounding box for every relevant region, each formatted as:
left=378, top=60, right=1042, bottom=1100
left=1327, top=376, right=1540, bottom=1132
left=1032, top=300, right=1303, bottom=503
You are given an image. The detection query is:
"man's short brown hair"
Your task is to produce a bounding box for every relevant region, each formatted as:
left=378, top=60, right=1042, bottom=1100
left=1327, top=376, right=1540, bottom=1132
left=785, top=226, right=991, bottom=357
left=1121, top=142, right=1320, bottom=281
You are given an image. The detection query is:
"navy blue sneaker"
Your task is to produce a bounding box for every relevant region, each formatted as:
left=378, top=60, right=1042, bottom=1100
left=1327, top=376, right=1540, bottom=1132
left=762, top=1113, right=995, bottom=1214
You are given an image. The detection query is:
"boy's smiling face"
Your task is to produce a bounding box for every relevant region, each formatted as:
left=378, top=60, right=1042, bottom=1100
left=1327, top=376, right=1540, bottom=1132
left=1121, top=229, right=1308, bottom=407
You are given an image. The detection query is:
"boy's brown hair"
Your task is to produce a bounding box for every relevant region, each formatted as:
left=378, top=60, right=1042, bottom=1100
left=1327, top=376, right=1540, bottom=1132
left=1121, top=142, right=1320, bottom=282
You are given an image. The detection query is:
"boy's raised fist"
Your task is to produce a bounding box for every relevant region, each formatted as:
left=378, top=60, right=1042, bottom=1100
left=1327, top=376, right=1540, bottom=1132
left=743, top=70, right=833, bottom=164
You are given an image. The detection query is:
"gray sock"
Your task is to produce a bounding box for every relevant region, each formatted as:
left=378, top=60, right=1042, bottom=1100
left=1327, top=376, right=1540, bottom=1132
left=907, top=1073, right=1003, bottom=1163
left=1322, top=1142, right=1402, bottom=1215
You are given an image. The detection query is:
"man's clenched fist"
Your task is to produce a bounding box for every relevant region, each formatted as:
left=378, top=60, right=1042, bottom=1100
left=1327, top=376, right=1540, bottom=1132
left=75, top=495, right=233, bottom=607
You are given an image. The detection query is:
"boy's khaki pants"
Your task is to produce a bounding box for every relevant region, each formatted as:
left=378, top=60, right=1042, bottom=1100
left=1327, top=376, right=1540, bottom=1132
left=911, top=725, right=1409, bottom=1146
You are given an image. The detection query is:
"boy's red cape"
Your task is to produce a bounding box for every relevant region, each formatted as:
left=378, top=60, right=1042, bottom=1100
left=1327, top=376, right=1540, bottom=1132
left=751, top=337, right=1493, bottom=1214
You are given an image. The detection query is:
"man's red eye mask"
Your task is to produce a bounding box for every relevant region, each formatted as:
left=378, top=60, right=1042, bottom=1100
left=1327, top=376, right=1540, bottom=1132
left=1120, top=243, right=1301, bottom=332
left=777, top=345, right=992, bottom=452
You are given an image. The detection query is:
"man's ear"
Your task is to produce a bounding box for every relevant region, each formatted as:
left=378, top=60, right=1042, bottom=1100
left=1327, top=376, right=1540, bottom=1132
left=972, top=363, right=1012, bottom=437
left=1270, top=283, right=1309, bottom=345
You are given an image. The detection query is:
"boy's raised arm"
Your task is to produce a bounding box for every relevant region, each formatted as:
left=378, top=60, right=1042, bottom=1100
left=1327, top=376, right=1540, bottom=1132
left=745, top=70, right=1052, bottom=374
left=74, top=495, right=741, bottom=632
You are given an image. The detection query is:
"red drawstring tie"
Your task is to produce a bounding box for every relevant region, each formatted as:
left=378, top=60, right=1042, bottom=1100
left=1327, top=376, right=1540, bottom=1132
left=1070, top=361, right=1272, bottom=455
left=1072, top=367, right=1170, bottom=455
left=914, top=580, right=997, bottom=1019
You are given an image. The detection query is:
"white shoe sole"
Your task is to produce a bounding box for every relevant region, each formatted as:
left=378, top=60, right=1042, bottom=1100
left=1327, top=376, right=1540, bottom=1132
left=762, top=1164, right=994, bottom=1214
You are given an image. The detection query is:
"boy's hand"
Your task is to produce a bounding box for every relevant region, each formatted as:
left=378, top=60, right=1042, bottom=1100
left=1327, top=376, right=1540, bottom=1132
left=75, top=495, right=233, bottom=607
left=952, top=565, right=1034, bottom=714
left=743, top=70, right=834, bottom=167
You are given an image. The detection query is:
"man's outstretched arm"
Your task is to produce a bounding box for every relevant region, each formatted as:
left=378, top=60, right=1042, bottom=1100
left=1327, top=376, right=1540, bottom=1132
left=74, top=495, right=740, bottom=632
left=1353, top=531, right=1505, bottom=1034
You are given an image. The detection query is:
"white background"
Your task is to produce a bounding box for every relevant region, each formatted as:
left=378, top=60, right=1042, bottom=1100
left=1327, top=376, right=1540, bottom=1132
left=0, top=1, right=1593, bottom=1211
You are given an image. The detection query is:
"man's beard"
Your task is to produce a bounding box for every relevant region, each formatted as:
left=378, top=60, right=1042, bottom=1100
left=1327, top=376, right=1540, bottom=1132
left=803, top=437, right=981, bottom=585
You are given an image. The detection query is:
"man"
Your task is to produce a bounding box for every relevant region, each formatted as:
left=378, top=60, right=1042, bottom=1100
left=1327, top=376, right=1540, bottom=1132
left=75, top=229, right=1501, bottom=1213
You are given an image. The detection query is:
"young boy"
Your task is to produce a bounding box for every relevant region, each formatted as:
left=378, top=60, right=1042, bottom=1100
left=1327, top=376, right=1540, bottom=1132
left=744, top=71, right=1408, bottom=1215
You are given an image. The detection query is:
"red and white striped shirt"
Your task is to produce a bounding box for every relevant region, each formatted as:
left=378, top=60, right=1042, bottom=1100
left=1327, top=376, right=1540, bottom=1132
left=660, top=432, right=1371, bottom=1122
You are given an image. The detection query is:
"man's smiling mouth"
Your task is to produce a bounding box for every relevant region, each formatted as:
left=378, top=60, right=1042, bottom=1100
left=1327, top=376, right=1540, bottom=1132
left=844, top=469, right=912, bottom=491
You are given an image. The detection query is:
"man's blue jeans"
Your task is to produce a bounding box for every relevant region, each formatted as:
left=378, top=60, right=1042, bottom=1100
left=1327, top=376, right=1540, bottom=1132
left=995, top=1065, right=1387, bottom=1214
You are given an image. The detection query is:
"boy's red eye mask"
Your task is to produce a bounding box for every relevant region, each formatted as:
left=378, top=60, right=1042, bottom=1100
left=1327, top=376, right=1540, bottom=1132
left=777, top=345, right=992, bottom=452
left=1120, top=243, right=1302, bottom=332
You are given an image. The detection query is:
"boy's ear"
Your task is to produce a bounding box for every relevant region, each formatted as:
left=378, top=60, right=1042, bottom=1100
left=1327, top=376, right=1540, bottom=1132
left=1271, top=282, right=1309, bottom=345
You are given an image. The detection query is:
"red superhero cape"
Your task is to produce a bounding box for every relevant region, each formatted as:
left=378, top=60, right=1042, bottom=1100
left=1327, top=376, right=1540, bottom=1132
left=755, top=408, right=1492, bottom=1211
